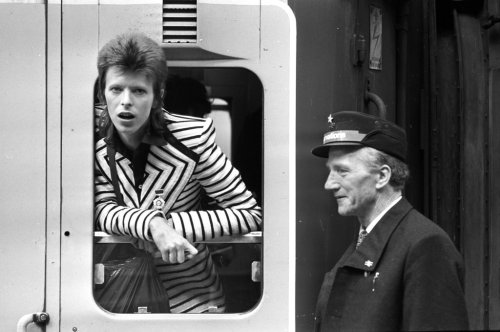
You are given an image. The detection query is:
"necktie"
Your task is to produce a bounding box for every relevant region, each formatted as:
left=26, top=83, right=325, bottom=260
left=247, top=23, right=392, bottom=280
left=356, top=228, right=368, bottom=249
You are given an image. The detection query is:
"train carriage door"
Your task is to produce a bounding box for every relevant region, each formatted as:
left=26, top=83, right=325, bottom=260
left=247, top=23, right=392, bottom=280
left=58, top=1, right=295, bottom=332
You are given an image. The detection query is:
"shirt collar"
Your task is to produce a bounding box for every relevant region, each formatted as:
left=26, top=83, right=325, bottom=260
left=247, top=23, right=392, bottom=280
left=342, top=197, right=413, bottom=272
left=361, top=195, right=403, bottom=234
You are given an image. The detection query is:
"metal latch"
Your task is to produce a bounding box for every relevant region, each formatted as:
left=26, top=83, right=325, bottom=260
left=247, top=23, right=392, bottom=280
left=17, top=312, right=50, bottom=332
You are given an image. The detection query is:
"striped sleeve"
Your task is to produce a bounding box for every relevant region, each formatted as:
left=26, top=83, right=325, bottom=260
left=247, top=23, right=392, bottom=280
left=169, top=119, right=262, bottom=243
left=94, top=141, right=158, bottom=241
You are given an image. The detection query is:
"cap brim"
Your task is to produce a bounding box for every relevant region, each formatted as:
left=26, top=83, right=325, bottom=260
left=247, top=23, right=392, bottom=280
left=311, top=142, right=363, bottom=158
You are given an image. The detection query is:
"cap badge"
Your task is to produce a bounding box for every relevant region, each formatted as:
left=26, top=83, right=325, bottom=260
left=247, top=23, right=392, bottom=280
left=322, top=130, right=366, bottom=144
left=364, top=260, right=373, bottom=267
left=327, top=114, right=334, bottom=128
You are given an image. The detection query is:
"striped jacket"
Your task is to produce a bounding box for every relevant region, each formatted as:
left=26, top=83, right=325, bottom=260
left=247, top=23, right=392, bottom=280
left=94, top=110, right=262, bottom=313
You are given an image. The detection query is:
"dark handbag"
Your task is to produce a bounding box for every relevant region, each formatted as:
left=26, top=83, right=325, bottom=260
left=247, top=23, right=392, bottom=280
left=94, top=244, right=170, bottom=313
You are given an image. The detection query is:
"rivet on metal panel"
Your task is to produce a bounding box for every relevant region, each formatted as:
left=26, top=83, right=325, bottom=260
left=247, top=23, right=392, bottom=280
left=251, top=261, right=262, bottom=282
left=94, top=264, right=105, bottom=285
left=136, top=307, right=151, bottom=314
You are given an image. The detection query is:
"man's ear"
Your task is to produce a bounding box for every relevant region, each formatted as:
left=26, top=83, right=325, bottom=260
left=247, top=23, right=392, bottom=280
left=375, top=164, right=392, bottom=189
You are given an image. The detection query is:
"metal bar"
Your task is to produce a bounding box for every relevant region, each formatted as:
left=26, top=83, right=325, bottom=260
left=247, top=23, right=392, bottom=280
left=94, top=231, right=262, bottom=244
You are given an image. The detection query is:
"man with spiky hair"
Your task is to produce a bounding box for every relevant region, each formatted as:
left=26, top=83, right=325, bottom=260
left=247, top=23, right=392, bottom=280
left=94, top=33, right=262, bottom=313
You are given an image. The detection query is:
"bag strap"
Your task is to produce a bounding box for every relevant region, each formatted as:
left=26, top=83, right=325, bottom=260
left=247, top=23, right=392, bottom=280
left=107, top=144, right=125, bottom=206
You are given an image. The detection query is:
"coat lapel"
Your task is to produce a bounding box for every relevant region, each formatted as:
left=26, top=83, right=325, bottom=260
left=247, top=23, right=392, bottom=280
left=340, top=198, right=414, bottom=272
left=100, top=115, right=200, bottom=212
left=139, top=135, right=198, bottom=212
left=114, top=152, right=140, bottom=207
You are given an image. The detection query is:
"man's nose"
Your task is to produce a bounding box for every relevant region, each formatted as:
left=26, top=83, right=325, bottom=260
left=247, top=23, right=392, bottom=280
left=121, top=89, right=132, bottom=106
left=324, top=173, right=340, bottom=191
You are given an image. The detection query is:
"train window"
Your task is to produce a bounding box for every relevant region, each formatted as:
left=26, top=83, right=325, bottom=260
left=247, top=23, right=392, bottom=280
left=93, top=67, right=264, bottom=314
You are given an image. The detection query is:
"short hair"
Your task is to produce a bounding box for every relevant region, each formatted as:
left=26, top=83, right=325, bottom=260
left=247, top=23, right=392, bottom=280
left=363, top=147, right=410, bottom=190
left=96, top=33, right=168, bottom=136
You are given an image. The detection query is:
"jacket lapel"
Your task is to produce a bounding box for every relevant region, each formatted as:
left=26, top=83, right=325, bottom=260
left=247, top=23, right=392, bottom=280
left=340, top=198, right=413, bottom=272
left=139, top=136, right=198, bottom=212
left=114, top=152, right=140, bottom=207
left=101, top=115, right=199, bottom=212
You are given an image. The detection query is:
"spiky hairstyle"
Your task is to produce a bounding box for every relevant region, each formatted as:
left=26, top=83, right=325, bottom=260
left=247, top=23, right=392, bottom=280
left=96, top=33, right=168, bottom=137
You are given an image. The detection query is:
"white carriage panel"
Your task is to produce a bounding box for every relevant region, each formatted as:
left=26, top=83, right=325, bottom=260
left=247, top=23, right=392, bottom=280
left=197, top=0, right=259, bottom=59
left=0, top=3, right=47, bottom=331
left=98, top=1, right=163, bottom=47
left=58, top=1, right=295, bottom=331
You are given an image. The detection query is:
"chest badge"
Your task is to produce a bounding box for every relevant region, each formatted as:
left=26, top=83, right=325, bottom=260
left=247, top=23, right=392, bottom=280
left=364, top=260, right=374, bottom=267
left=153, top=189, right=165, bottom=211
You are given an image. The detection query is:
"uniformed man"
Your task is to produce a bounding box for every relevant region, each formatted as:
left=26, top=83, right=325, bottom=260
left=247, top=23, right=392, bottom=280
left=312, top=111, right=469, bottom=331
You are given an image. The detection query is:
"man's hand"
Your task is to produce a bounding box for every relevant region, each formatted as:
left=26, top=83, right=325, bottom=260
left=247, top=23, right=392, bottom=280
left=149, top=216, right=198, bottom=264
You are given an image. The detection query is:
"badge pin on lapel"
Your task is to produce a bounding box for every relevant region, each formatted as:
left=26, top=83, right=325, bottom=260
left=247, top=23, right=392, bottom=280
left=153, top=189, right=165, bottom=211
left=372, top=272, right=380, bottom=292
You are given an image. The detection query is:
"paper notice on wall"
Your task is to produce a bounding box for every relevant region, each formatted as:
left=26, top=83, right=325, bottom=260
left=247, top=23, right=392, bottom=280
left=369, top=6, right=382, bottom=70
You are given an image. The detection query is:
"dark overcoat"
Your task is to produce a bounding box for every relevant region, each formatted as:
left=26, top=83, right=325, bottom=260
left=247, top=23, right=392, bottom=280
left=314, top=198, right=469, bottom=331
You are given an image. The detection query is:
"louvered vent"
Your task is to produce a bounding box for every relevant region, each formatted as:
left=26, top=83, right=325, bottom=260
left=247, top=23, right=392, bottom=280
left=163, top=0, right=197, bottom=43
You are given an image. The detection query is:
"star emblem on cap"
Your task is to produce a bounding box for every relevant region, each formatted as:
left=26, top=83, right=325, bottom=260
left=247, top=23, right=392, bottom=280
left=364, top=260, right=373, bottom=267
left=327, top=114, right=333, bottom=124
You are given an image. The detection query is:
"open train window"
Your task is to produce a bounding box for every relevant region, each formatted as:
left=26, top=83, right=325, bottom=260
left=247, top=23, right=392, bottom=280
left=93, top=67, right=264, bottom=314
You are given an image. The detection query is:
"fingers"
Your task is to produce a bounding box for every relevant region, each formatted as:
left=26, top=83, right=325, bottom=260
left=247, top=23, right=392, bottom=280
left=177, top=248, right=185, bottom=264
left=186, top=242, right=198, bottom=256
left=149, top=219, right=198, bottom=264
left=182, top=243, right=198, bottom=261
left=168, top=251, right=177, bottom=263
left=161, top=247, right=184, bottom=264
left=160, top=242, right=197, bottom=264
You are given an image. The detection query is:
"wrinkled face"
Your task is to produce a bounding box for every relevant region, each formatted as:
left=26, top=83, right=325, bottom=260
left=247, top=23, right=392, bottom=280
left=324, top=147, right=379, bottom=220
left=104, top=66, right=155, bottom=142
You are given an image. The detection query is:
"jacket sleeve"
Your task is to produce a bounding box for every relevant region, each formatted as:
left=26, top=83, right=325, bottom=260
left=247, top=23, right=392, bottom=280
left=402, top=232, right=469, bottom=331
left=167, top=119, right=263, bottom=243
left=94, top=141, right=158, bottom=241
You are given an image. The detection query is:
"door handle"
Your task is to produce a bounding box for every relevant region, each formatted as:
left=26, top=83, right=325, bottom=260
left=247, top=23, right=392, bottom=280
left=16, top=312, right=49, bottom=332
left=364, top=90, right=387, bottom=119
